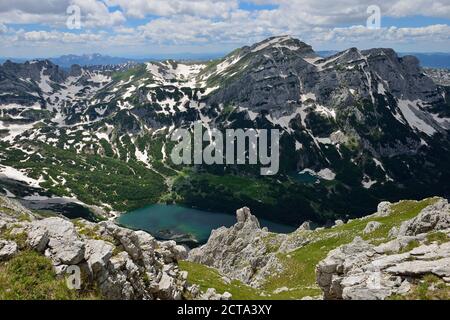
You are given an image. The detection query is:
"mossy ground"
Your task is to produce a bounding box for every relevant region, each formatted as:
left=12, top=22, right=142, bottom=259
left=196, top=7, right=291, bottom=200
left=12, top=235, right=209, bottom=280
left=181, top=197, right=440, bottom=300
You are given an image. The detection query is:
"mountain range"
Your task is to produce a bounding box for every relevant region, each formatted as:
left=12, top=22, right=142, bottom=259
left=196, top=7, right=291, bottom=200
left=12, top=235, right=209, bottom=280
left=0, top=36, right=450, bottom=227
left=1, top=51, right=450, bottom=70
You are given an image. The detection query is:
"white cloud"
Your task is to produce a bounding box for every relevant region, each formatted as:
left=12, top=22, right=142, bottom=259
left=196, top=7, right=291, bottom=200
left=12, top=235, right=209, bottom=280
left=22, top=30, right=103, bottom=43
left=310, top=24, right=450, bottom=44
left=0, top=0, right=449, bottom=55
left=0, top=0, right=125, bottom=28
left=106, top=0, right=239, bottom=19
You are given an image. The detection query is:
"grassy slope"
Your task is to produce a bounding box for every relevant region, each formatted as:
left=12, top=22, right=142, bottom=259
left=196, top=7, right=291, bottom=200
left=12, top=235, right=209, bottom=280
left=180, top=197, right=439, bottom=300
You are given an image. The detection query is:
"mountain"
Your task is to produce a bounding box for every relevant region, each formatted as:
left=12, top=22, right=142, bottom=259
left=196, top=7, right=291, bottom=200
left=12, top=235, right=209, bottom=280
left=48, top=54, right=141, bottom=69
left=399, top=52, right=450, bottom=69
left=319, top=51, right=450, bottom=69
left=0, top=36, right=450, bottom=227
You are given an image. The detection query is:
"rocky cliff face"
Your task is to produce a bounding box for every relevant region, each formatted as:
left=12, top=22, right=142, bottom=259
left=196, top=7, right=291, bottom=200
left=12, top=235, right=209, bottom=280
left=0, top=195, right=230, bottom=300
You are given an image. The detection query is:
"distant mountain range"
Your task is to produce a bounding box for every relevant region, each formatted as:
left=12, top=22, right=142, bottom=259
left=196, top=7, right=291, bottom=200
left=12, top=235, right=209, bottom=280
left=0, top=53, right=224, bottom=69
left=1, top=51, right=449, bottom=69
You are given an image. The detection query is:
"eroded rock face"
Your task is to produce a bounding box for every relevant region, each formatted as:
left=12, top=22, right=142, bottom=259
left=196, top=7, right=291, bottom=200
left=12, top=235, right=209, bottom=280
left=316, top=200, right=450, bottom=300
left=188, top=206, right=322, bottom=288
left=189, top=207, right=282, bottom=287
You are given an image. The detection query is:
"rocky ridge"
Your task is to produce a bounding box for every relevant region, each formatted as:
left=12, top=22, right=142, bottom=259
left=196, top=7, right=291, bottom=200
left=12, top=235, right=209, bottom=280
left=0, top=195, right=230, bottom=300
left=317, top=199, right=450, bottom=300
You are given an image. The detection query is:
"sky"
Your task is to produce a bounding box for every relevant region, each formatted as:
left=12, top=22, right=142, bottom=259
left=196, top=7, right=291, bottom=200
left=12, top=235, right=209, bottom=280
left=0, top=0, right=449, bottom=58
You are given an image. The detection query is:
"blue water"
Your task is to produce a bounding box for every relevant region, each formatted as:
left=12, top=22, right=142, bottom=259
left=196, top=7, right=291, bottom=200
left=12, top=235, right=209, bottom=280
left=116, top=204, right=296, bottom=245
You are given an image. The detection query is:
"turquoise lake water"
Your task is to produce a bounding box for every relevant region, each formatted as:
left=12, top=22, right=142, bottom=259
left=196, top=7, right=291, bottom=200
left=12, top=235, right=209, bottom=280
left=116, top=204, right=296, bottom=246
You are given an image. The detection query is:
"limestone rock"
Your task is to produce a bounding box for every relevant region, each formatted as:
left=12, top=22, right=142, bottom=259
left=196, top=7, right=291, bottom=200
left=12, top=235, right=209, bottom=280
left=199, top=288, right=232, bottom=300
left=27, top=225, right=49, bottom=252
left=317, top=200, right=450, bottom=300
left=363, top=221, right=382, bottom=235
left=376, top=202, right=392, bottom=217
left=297, top=221, right=311, bottom=231
left=32, top=217, right=85, bottom=265
left=189, top=207, right=278, bottom=287
left=334, top=220, right=345, bottom=227
left=0, top=240, right=18, bottom=261
left=85, top=239, right=114, bottom=277
left=398, top=199, right=450, bottom=236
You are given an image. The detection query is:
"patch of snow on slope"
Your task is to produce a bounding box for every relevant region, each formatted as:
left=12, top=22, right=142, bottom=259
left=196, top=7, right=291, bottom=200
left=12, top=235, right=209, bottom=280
left=135, top=148, right=149, bottom=167
left=0, top=165, right=42, bottom=188
left=317, top=168, right=336, bottom=181
left=251, top=36, right=291, bottom=53
left=397, top=100, right=436, bottom=136
left=362, top=175, right=377, bottom=189
left=38, top=69, right=53, bottom=94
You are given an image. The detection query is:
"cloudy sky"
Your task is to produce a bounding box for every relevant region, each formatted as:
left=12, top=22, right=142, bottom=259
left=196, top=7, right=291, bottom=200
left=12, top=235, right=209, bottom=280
left=0, top=0, right=449, bottom=58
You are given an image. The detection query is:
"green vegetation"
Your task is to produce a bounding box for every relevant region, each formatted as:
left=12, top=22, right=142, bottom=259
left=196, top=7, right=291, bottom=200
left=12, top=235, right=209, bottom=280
left=426, top=232, right=449, bottom=245
left=390, top=275, right=449, bottom=300
left=0, top=251, right=100, bottom=300
left=179, top=261, right=263, bottom=300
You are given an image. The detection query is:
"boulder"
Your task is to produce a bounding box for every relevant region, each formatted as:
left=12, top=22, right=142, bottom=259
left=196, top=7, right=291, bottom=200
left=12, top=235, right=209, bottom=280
left=27, top=225, right=49, bottom=252
left=334, top=220, right=345, bottom=227
left=0, top=240, right=17, bottom=261
left=32, top=217, right=85, bottom=265
left=85, top=239, right=114, bottom=277
left=363, top=221, right=382, bottom=235
left=376, top=202, right=392, bottom=217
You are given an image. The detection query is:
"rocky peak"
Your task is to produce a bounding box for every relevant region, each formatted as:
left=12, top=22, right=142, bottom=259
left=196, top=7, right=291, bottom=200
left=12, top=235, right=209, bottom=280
left=236, top=207, right=261, bottom=229
left=249, top=35, right=317, bottom=57
left=0, top=59, right=66, bottom=83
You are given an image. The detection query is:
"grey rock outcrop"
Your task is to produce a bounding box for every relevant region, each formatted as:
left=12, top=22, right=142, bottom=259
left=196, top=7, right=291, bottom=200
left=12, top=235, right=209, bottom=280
left=363, top=221, right=383, bottom=235
left=34, top=217, right=85, bottom=265
left=199, top=288, right=232, bottom=300
left=0, top=195, right=220, bottom=300
left=189, top=207, right=280, bottom=287
left=398, top=199, right=450, bottom=236
left=0, top=239, right=18, bottom=261
left=316, top=201, right=450, bottom=300
left=189, top=207, right=316, bottom=288
left=375, top=202, right=392, bottom=217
